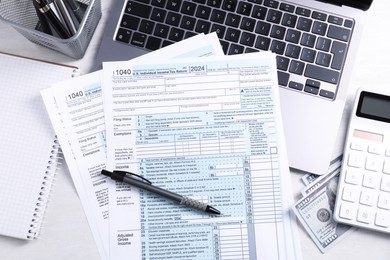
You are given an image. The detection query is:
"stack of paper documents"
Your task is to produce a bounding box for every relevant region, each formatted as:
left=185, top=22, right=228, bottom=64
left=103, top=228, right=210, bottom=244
left=41, top=33, right=302, bottom=260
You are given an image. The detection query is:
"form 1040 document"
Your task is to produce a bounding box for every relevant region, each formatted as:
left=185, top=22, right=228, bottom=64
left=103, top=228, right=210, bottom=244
left=102, top=52, right=301, bottom=260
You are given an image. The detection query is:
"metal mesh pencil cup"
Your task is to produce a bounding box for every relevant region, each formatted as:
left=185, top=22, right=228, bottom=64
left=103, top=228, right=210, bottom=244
left=0, top=0, right=101, bottom=59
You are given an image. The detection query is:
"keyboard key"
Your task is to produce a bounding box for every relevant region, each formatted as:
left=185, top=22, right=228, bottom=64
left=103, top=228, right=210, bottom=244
left=237, top=2, right=253, bottom=16
left=360, top=189, right=378, bottom=206
left=120, top=15, right=140, bottom=30
left=328, top=25, right=351, bottom=42
left=151, top=8, right=167, bottom=22
left=345, top=168, right=363, bottom=185
left=166, top=12, right=182, bottom=26
left=339, top=203, right=357, bottom=220
left=270, top=40, right=286, bottom=55
left=347, top=151, right=365, bottom=168
left=328, top=15, right=343, bottom=26
left=357, top=207, right=374, bottom=224
left=304, top=85, right=319, bottom=95
left=226, top=13, right=241, bottom=28
left=139, top=20, right=155, bottom=34
left=270, top=25, right=286, bottom=40
left=180, top=16, right=196, bottom=30
left=363, top=171, right=381, bottom=189
left=225, top=28, right=241, bottom=42
left=285, top=29, right=301, bottom=44
left=131, top=32, right=147, bottom=47
left=300, top=33, right=316, bottom=47
left=297, top=17, right=313, bottom=32
left=365, top=156, right=382, bottom=172
left=304, top=64, right=340, bottom=84
left=316, top=52, right=331, bottom=67
left=279, top=3, right=295, bottom=13
left=295, top=7, right=311, bottom=17
left=380, top=175, right=390, bottom=192
left=252, top=5, right=267, bottom=20
left=288, top=81, right=303, bottom=90
left=154, top=24, right=169, bottom=38
left=378, top=193, right=390, bottom=210
left=255, top=36, right=271, bottom=50
left=375, top=210, right=390, bottom=228
left=316, top=37, right=331, bottom=52
left=240, top=32, right=256, bottom=46
left=125, top=1, right=151, bottom=18
left=210, top=23, right=226, bottom=38
left=264, top=0, right=279, bottom=9
left=145, top=36, right=162, bottom=50
left=277, top=71, right=289, bottom=86
left=196, top=5, right=212, bottom=20
left=222, top=0, right=237, bottom=11
left=195, top=20, right=211, bottom=33
left=281, top=13, right=297, bottom=28
left=166, top=0, right=182, bottom=11
left=151, top=0, right=166, bottom=8
left=228, top=43, right=244, bottom=55
left=312, top=21, right=327, bottom=36
left=312, top=11, right=327, bottom=21
left=255, top=21, right=271, bottom=36
left=181, top=1, right=197, bottom=15
left=306, top=79, right=320, bottom=88
left=207, top=0, right=222, bottom=8
left=276, top=56, right=290, bottom=71
left=285, top=44, right=301, bottom=59
left=240, top=17, right=256, bottom=31
left=289, top=60, right=304, bottom=75
left=267, top=9, right=283, bottom=24
left=210, top=9, right=227, bottom=23
left=168, top=27, right=185, bottom=41
left=344, top=19, right=354, bottom=28
left=300, top=48, right=316, bottom=63
left=116, top=28, right=132, bottom=43
left=319, top=90, right=335, bottom=99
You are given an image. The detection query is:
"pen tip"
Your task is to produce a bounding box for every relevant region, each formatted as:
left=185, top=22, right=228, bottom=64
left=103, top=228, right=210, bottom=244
left=206, top=205, right=221, bottom=215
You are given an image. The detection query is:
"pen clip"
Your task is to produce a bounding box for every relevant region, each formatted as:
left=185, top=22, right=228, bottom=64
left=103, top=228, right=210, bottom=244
left=121, top=171, right=152, bottom=184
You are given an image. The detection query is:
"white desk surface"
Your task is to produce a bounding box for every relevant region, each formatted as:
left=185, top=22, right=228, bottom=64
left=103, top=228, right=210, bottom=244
left=0, top=1, right=389, bottom=259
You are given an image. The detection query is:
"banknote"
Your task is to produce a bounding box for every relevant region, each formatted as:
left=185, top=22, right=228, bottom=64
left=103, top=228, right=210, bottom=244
left=293, top=167, right=355, bottom=253
left=301, top=173, right=320, bottom=186
left=301, top=160, right=341, bottom=196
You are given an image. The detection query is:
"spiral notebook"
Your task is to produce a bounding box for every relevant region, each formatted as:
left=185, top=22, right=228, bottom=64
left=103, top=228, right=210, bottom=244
left=0, top=52, right=79, bottom=240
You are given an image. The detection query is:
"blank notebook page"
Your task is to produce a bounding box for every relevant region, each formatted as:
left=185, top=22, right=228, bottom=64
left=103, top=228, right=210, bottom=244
left=0, top=52, right=78, bottom=240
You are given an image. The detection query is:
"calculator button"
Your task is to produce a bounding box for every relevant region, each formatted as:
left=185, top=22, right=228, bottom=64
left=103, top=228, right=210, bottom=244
left=357, top=207, right=374, bottom=224
left=342, top=185, right=359, bottom=202
left=360, top=189, right=378, bottom=206
left=378, top=193, right=390, bottom=210
left=362, top=172, right=381, bottom=189
left=350, top=141, right=367, bottom=151
left=339, top=203, right=357, bottom=220
left=380, top=175, right=390, bottom=192
left=368, top=144, right=385, bottom=155
left=348, top=151, right=365, bottom=168
left=345, top=168, right=363, bottom=185
left=383, top=159, right=390, bottom=174
left=375, top=210, right=390, bottom=228
left=365, top=156, right=382, bottom=172
left=386, top=148, right=390, bottom=157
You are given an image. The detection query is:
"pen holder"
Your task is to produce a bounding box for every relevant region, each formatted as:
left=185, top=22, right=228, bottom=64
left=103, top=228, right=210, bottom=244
left=0, top=0, right=101, bottom=59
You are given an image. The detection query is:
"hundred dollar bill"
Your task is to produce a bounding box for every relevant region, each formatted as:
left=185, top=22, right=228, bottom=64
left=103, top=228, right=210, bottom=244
left=301, top=173, right=320, bottom=186
left=293, top=167, right=354, bottom=253
left=301, top=159, right=342, bottom=196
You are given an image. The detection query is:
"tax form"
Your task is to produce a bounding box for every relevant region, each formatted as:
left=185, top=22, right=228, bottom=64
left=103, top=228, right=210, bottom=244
left=103, top=52, right=301, bottom=259
left=41, top=33, right=223, bottom=260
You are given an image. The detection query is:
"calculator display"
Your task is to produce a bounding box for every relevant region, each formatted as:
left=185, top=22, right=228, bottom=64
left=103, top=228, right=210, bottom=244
left=356, top=91, right=390, bottom=123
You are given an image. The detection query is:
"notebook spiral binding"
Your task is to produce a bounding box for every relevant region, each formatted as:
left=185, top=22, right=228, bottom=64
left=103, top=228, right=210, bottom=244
left=27, top=138, right=61, bottom=240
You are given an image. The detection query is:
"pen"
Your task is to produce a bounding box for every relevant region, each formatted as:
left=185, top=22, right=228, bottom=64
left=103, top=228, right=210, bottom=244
left=33, top=0, right=72, bottom=39
left=54, top=0, right=77, bottom=35
left=102, top=169, right=221, bottom=215
left=65, top=0, right=84, bottom=23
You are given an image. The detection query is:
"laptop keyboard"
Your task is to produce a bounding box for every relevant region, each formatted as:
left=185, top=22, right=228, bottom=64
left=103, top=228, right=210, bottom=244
left=114, top=0, right=355, bottom=100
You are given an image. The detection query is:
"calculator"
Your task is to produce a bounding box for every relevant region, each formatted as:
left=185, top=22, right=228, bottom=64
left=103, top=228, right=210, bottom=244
left=334, top=88, right=390, bottom=233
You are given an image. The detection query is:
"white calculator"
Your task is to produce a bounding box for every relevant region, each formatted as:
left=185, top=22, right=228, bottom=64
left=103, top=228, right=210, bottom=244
left=334, top=88, right=390, bottom=233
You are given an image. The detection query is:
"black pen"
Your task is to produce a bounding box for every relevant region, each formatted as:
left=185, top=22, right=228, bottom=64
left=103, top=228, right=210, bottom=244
left=102, top=169, right=221, bottom=215
left=33, top=0, right=72, bottom=39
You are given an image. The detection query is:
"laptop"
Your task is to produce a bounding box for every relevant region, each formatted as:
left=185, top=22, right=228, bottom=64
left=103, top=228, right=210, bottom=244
left=95, top=0, right=373, bottom=175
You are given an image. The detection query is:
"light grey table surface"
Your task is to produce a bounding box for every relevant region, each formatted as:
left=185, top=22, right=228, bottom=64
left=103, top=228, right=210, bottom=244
left=0, top=1, right=389, bottom=259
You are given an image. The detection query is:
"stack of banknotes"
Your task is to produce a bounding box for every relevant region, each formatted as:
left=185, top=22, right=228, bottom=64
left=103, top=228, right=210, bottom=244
left=293, top=157, right=355, bottom=253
